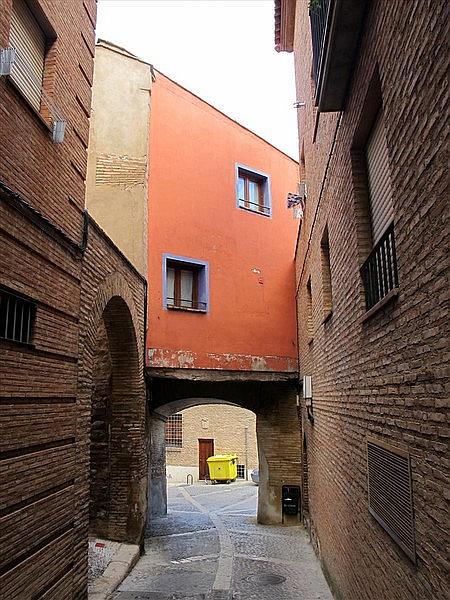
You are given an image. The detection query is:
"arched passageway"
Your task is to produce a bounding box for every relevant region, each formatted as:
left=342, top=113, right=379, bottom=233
left=147, top=375, right=301, bottom=525
left=85, top=292, right=147, bottom=544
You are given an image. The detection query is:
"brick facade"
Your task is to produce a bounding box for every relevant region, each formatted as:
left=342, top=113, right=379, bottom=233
left=282, top=1, right=449, bottom=599
left=166, top=404, right=258, bottom=480
left=0, top=1, right=147, bottom=598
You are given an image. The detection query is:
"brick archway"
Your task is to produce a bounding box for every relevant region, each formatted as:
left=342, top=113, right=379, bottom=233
left=78, top=272, right=147, bottom=545
left=148, top=378, right=301, bottom=524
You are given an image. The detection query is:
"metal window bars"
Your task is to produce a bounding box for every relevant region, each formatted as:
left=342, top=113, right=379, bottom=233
left=165, top=414, right=182, bottom=447
left=361, top=222, right=398, bottom=310
left=237, top=464, right=246, bottom=479
left=309, top=0, right=332, bottom=86
left=0, top=289, right=36, bottom=344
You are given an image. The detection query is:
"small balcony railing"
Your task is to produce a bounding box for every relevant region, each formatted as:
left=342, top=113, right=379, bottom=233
left=308, top=0, right=367, bottom=111
left=361, top=223, right=398, bottom=310
left=309, top=0, right=331, bottom=85
left=166, top=297, right=207, bottom=311
left=238, top=199, right=271, bottom=216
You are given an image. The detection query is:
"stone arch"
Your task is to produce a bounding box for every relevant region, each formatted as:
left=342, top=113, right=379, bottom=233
left=79, top=272, right=146, bottom=544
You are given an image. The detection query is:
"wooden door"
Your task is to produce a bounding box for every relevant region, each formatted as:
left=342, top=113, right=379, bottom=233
left=198, top=438, right=214, bottom=480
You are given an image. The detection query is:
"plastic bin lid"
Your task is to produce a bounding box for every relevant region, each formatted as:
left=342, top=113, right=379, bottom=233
left=206, top=453, right=238, bottom=462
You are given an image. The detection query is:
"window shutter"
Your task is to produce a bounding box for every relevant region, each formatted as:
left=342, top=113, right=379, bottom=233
left=366, top=114, right=394, bottom=244
left=9, top=0, right=45, bottom=111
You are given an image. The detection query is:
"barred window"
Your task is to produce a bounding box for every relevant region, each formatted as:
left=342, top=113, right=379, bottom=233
left=237, top=464, right=246, bottom=479
left=165, top=414, right=182, bottom=447
left=0, top=287, right=36, bottom=344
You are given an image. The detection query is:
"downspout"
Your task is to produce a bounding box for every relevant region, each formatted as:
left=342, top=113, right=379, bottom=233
left=80, top=208, right=89, bottom=254
left=143, top=279, right=148, bottom=386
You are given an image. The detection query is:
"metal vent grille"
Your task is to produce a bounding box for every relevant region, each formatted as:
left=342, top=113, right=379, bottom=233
left=367, top=439, right=416, bottom=562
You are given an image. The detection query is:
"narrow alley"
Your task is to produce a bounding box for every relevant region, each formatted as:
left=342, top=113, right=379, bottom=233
left=113, top=482, right=332, bottom=600
left=0, top=1, right=448, bottom=599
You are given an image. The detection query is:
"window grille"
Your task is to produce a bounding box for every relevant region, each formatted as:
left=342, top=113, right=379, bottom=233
left=165, top=414, right=182, bottom=447
left=0, top=288, right=35, bottom=344
left=237, top=464, right=245, bottom=479
left=361, top=223, right=398, bottom=310
left=367, top=439, right=416, bottom=562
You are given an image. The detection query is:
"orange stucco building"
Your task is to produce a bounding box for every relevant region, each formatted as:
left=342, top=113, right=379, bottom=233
left=146, top=70, right=303, bottom=523
left=147, top=70, right=299, bottom=372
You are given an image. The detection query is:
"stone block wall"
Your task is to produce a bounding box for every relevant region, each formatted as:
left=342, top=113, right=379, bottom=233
left=292, top=1, right=449, bottom=599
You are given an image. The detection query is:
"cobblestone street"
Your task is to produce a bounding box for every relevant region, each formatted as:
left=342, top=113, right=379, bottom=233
left=113, top=482, right=333, bottom=599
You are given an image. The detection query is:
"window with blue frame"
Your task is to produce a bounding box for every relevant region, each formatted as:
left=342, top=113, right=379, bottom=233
left=163, top=255, right=209, bottom=312
left=236, top=164, right=271, bottom=217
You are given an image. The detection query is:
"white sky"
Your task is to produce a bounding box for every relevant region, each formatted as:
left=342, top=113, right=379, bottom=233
left=96, top=0, right=299, bottom=160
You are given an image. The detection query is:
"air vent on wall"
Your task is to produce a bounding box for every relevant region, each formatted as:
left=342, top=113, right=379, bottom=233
left=367, top=438, right=416, bottom=562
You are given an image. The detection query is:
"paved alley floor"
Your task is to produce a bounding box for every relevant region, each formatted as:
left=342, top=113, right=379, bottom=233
left=112, top=482, right=333, bottom=600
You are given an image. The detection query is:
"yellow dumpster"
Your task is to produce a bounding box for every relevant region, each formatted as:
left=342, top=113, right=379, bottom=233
left=207, top=453, right=238, bottom=483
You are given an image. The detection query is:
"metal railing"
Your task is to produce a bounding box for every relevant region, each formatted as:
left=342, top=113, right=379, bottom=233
left=361, top=223, right=398, bottom=310
left=166, top=297, right=207, bottom=311
left=238, top=199, right=270, bottom=216
left=310, top=0, right=331, bottom=85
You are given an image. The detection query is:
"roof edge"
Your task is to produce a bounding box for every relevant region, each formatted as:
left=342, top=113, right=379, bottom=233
left=274, top=0, right=296, bottom=53
left=96, top=39, right=156, bottom=79
left=154, top=68, right=299, bottom=164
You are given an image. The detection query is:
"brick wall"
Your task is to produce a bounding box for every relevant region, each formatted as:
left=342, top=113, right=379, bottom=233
left=0, top=2, right=148, bottom=597
left=166, top=404, right=258, bottom=476
left=150, top=377, right=302, bottom=524
left=292, top=1, right=449, bottom=599
left=0, top=0, right=97, bottom=242
left=74, top=218, right=147, bottom=596
left=0, top=1, right=97, bottom=597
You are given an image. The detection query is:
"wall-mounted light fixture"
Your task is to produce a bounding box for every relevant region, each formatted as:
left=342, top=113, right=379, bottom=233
left=293, top=101, right=306, bottom=108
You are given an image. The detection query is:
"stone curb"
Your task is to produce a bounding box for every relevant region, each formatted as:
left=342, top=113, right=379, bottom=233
left=88, top=543, right=140, bottom=600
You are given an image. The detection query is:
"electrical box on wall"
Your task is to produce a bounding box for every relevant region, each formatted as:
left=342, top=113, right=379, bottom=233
left=303, top=375, right=312, bottom=403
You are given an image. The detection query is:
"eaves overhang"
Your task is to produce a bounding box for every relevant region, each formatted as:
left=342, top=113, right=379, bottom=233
left=274, top=0, right=296, bottom=52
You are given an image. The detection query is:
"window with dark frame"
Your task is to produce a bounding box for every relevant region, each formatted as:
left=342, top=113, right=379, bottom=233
left=0, top=288, right=36, bottom=345
left=165, top=414, right=182, bottom=448
left=306, top=276, right=313, bottom=340
left=166, top=262, right=203, bottom=311
left=164, top=255, right=208, bottom=312
left=320, top=226, right=332, bottom=318
left=237, top=167, right=270, bottom=216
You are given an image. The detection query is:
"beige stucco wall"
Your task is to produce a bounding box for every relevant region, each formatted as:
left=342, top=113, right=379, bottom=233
left=166, top=404, right=258, bottom=480
left=85, top=41, right=152, bottom=276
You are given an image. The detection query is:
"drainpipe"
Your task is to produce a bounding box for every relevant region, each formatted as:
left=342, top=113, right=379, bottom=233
left=143, top=279, right=148, bottom=390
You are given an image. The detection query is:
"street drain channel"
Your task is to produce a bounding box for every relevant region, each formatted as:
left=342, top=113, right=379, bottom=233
left=246, top=573, right=286, bottom=585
